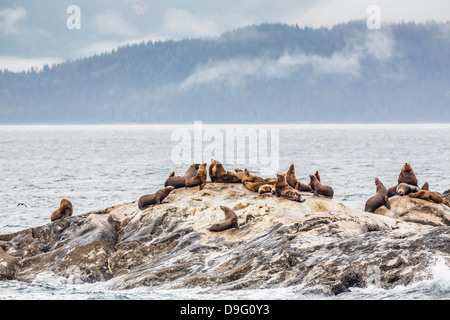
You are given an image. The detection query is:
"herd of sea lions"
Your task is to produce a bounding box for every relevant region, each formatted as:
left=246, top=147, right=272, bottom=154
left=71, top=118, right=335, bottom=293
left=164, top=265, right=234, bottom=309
left=48, top=161, right=449, bottom=233
left=364, top=162, right=450, bottom=213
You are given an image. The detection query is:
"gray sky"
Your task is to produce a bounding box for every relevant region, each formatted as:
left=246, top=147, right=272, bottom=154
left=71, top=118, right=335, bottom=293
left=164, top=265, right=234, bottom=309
left=1, top=0, right=450, bottom=71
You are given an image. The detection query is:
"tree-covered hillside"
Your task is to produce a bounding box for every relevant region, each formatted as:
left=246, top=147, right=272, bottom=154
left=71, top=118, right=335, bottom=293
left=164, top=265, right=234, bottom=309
left=1, top=21, right=449, bottom=123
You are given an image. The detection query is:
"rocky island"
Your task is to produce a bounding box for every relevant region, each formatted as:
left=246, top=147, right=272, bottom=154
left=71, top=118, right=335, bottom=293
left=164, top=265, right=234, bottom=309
left=1, top=183, right=449, bottom=296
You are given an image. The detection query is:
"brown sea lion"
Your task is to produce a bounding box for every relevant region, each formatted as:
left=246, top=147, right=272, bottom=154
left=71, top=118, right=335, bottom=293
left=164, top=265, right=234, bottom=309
left=213, top=163, right=227, bottom=181
left=50, top=199, right=73, bottom=222
left=309, top=174, right=334, bottom=199
left=241, top=168, right=265, bottom=184
left=421, top=182, right=429, bottom=191
left=387, top=163, right=420, bottom=197
left=365, top=178, right=391, bottom=213
left=185, top=163, right=208, bottom=189
left=219, top=173, right=241, bottom=183
left=396, top=183, right=421, bottom=196
left=213, top=164, right=241, bottom=183
left=208, top=206, right=239, bottom=232
left=208, top=162, right=241, bottom=183
left=398, top=163, right=418, bottom=186
left=244, top=178, right=277, bottom=192
left=232, top=169, right=245, bottom=181
left=209, top=159, right=217, bottom=182
left=308, top=171, right=321, bottom=186
left=387, top=185, right=398, bottom=198
left=165, top=164, right=200, bottom=188
left=138, top=186, right=175, bottom=210
left=258, top=184, right=274, bottom=194
left=274, top=174, right=305, bottom=203
left=286, top=164, right=313, bottom=192
left=408, top=190, right=450, bottom=207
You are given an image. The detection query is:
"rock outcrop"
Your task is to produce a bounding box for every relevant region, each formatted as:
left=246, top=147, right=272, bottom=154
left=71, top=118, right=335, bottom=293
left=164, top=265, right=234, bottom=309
left=443, top=189, right=450, bottom=202
left=1, top=183, right=449, bottom=295
left=374, top=195, right=450, bottom=226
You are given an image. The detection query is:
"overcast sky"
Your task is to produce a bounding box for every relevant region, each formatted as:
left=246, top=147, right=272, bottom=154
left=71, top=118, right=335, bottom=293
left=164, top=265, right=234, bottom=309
left=1, top=0, right=449, bottom=71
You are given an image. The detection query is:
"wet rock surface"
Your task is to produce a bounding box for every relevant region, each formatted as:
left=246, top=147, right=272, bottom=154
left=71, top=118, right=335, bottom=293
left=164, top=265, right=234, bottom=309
left=1, top=183, right=449, bottom=295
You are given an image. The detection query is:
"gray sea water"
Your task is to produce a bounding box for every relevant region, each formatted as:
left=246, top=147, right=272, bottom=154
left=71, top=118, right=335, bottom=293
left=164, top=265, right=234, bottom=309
left=0, top=124, right=449, bottom=300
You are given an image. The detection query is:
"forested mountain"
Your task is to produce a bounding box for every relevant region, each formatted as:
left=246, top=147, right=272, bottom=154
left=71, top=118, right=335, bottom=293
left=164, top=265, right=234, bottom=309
left=1, top=21, right=449, bottom=123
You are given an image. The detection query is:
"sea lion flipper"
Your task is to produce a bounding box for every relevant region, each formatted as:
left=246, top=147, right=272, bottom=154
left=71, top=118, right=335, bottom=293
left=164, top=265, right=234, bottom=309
left=384, top=195, right=391, bottom=210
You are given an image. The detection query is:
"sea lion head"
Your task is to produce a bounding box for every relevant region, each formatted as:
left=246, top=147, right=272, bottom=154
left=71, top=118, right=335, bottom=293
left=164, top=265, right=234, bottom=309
left=402, top=163, right=413, bottom=172
left=166, top=186, right=175, bottom=192
left=288, top=164, right=295, bottom=173
left=276, top=174, right=285, bottom=183
left=60, top=199, right=72, bottom=207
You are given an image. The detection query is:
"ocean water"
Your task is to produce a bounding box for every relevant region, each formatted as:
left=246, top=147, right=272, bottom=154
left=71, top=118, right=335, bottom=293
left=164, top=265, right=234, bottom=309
left=0, top=123, right=449, bottom=300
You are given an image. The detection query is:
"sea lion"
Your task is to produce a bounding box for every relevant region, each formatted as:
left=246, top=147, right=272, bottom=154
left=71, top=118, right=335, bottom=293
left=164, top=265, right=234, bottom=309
left=138, top=186, right=175, bottom=210
left=50, top=199, right=73, bottom=222
left=213, top=164, right=241, bottom=183
left=165, top=164, right=200, bottom=188
left=408, top=190, right=450, bottom=207
left=208, top=206, right=239, bottom=232
left=209, top=159, right=217, bottom=182
left=421, top=182, right=429, bottom=191
left=213, top=163, right=227, bottom=181
left=387, top=185, right=398, bottom=198
left=398, top=163, right=418, bottom=186
left=244, top=178, right=277, bottom=192
left=219, top=172, right=241, bottom=183
left=364, top=178, right=391, bottom=213
left=387, top=163, right=420, bottom=197
left=274, top=174, right=305, bottom=203
left=258, top=184, right=274, bottom=194
left=396, top=183, right=421, bottom=196
left=309, top=174, right=334, bottom=199
left=286, top=164, right=313, bottom=192
left=308, top=171, right=321, bottom=186
left=185, top=163, right=208, bottom=189
left=241, top=169, right=264, bottom=184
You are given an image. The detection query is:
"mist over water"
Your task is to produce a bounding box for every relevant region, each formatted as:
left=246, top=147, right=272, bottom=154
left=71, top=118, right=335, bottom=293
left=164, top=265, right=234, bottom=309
left=1, top=124, right=449, bottom=299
